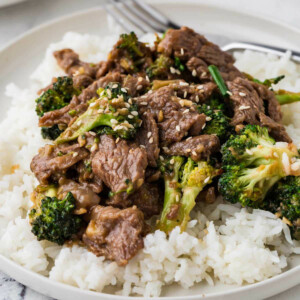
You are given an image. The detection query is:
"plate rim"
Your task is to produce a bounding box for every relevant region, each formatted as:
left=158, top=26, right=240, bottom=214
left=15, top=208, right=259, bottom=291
left=0, top=1, right=300, bottom=299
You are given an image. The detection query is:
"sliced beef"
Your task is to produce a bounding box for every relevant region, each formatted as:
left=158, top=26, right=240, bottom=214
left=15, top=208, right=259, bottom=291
left=227, top=77, right=291, bottom=142
left=107, top=182, right=161, bottom=218
left=163, top=135, right=220, bottom=161
left=137, top=86, right=207, bottom=144
left=197, top=186, right=216, bottom=204
left=54, top=49, right=106, bottom=79
left=136, top=111, right=160, bottom=167
left=39, top=72, right=149, bottom=128
left=92, top=135, right=148, bottom=198
left=250, top=81, right=282, bottom=122
left=157, top=26, right=243, bottom=81
left=57, top=178, right=100, bottom=211
left=30, top=143, right=89, bottom=185
left=83, top=205, right=147, bottom=265
left=145, top=167, right=161, bottom=183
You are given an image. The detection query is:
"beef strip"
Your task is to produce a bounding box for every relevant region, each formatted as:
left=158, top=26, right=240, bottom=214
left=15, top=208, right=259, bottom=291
left=227, top=77, right=291, bottom=142
left=57, top=178, right=100, bottom=211
left=136, top=86, right=207, bottom=144
left=136, top=111, right=160, bottom=167
left=39, top=72, right=149, bottom=128
left=92, top=135, right=148, bottom=201
left=83, top=205, right=147, bottom=265
left=145, top=167, right=161, bottom=183
left=54, top=49, right=107, bottom=80
left=163, top=135, right=220, bottom=161
left=197, top=186, right=216, bottom=204
left=157, top=26, right=243, bottom=81
left=30, top=143, right=89, bottom=185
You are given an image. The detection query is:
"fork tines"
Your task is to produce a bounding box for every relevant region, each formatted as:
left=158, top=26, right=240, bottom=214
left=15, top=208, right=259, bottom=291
left=106, top=0, right=180, bottom=35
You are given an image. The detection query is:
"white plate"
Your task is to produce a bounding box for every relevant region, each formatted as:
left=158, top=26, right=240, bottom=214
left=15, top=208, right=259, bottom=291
left=0, top=1, right=300, bottom=299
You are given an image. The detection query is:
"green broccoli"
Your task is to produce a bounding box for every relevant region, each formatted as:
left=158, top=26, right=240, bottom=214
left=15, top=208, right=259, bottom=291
left=158, top=156, right=220, bottom=233
left=198, top=100, right=231, bottom=141
left=146, top=55, right=173, bottom=79
left=117, top=32, right=144, bottom=58
left=35, top=76, right=78, bottom=117
left=219, top=125, right=300, bottom=207
left=265, top=176, right=300, bottom=239
left=41, top=125, right=64, bottom=140
left=55, top=82, right=142, bottom=144
left=29, top=191, right=82, bottom=245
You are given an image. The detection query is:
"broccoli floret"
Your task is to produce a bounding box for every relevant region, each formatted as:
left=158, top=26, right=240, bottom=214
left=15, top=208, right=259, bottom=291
left=29, top=191, right=82, bottom=245
left=198, top=100, right=231, bottom=141
left=146, top=55, right=173, bottom=79
left=41, top=125, right=64, bottom=140
left=265, top=176, right=300, bottom=239
left=55, top=82, right=142, bottom=144
left=219, top=125, right=300, bottom=207
left=35, top=76, right=78, bottom=117
left=118, top=32, right=144, bottom=58
left=158, top=156, right=220, bottom=233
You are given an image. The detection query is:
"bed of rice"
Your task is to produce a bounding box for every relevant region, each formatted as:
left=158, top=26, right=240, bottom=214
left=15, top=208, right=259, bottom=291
left=0, top=32, right=300, bottom=297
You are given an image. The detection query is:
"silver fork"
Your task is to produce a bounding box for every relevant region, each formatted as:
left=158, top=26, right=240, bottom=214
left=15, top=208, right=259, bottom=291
left=105, top=0, right=300, bottom=63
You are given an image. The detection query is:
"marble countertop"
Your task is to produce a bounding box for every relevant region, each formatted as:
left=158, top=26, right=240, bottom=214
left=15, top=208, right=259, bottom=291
left=0, top=0, right=300, bottom=299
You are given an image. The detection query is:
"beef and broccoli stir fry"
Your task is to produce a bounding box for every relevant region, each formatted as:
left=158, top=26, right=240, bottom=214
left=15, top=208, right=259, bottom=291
left=29, top=26, right=300, bottom=265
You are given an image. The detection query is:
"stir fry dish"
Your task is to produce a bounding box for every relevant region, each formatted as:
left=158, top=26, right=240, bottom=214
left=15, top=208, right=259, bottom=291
left=29, top=26, right=300, bottom=265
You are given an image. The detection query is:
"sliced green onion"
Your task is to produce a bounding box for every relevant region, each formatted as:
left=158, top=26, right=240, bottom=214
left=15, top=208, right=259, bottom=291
left=276, top=90, right=300, bottom=105
left=208, top=65, right=228, bottom=96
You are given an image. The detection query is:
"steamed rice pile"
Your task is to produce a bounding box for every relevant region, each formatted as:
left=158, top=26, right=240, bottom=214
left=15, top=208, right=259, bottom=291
left=0, top=32, right=300, bottom=297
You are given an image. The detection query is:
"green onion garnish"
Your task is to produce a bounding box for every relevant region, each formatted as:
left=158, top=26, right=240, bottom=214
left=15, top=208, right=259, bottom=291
left=275, top=90, right=300, bottom=105
left=208, top=65, right=228, bottom=97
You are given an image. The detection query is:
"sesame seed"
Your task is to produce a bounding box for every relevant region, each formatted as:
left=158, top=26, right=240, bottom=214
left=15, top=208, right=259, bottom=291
left=181, top=48, right=184, bottom=55
left=204, top=177, right=210, bottom=184
left=202, top=123, right=206, bottom=129
left=149, top=137, right=154, bottom=144
left=128, top=98, right=133, bottom=104
left=131, top=111, right=138, bottom=116
left=170, top=159, right=175, bottom=164
left=137, top=85, right=143, bottom=90
left=192, top=151, right=197, bottom=156
left=147, top=132, right=152, bottom=138
left=184, top=91, right=187, bottom=98
left=116, top=137, right=120, bottom=143
left=239, top=105, right=251, bottom=110
left=106, top=89, right=112, bottom=98
left=138, top=77, right=143, bottom=82
left=90, top=102, right=97, bottom=107
left=226, top=91, right=233, bottom=96
left=192, top=69, right=197, bottom=77
left=91, top=144, right=98, bottom=152
left=183, top=109, right=189, bottom=114
left=239, top=92, right=246, bottom=97
left=273, top=152, right=279, bottom=158
left=146, top=75, right=150, bottom=82
left=186, top=137, right=192, bottom=141
left=291, top=162, right=300, bottom=171
left=140, top=145, right=146, bottom=149
left=72, top=152, right=78, bottom=157
left=140, top=102, right=147, bottom=106
left=112, top=84, right=118, bottom=89
left=175, top=69, right=181, bottom=75
left=195, top=95, right=199, bottom=103
left=160, top=156, right=164, bottom=161
left=111, top=119, right=118, bottom=125
left=121, top=88, right=127, bottom=93
left=163, top=147, right=169, bottom=152
left=202, top=72, right=207, bottom=77
left=246, top=149, right=253, bottom=155
left=197, top=85, right=204, bottom=90
left=179, top=81, right=189, bottom=86
left=176, top=125, right=181, bottom=132
left=206, top=117, right=212, bottom=121
left=97, top=108, right=104, bottom=114
left=77, top=120, right=82, bottom=126
left=186, top=149, right=191, bottom=153
left=128, top=115, right=134, bottom=119
left=176, top=194, right=180, bottom=202
left=89, top=131, right=96, bottom=136
left=170, top=67, right=176, bottom=74
left=125, top=103, right=130, bottom=108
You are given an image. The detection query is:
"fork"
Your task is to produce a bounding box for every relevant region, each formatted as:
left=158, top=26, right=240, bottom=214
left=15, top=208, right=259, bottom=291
left=105, top=0, right=300, bottom=63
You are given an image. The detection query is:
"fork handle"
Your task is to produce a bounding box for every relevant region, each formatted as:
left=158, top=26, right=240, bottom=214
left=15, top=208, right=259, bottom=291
left=222, top=42, right=300, bottom=63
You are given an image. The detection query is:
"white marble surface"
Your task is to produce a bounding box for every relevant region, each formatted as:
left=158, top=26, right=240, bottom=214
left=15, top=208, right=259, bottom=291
left=0, top=0, right=300, bottom=299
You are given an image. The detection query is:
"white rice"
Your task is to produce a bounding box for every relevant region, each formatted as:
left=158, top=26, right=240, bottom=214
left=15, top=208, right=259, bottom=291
left=0, top=32, right=300, bottom=297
